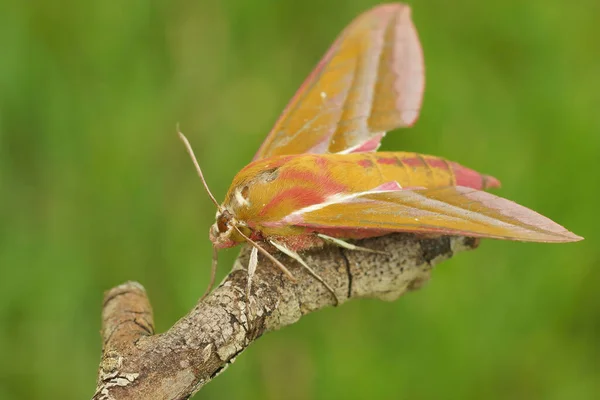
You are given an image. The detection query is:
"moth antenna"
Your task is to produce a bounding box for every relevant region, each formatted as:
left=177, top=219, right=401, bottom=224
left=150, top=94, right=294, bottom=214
left=200, top=246, right=219, bottom=300
left=177, top=128, right=221, bottom=209
left=233, top=226, right=297, bottom=281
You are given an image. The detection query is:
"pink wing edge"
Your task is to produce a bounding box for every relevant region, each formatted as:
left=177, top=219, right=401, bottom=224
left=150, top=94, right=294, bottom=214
left=253, top=3, right=425, bottom=160
left=268, top=184, right=583, bottom=243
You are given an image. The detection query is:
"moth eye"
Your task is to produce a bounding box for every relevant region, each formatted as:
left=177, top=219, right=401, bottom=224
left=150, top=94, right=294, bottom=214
left=216, top=211, right=231, bottom=233
left=217, top=218, right=227, bottom=233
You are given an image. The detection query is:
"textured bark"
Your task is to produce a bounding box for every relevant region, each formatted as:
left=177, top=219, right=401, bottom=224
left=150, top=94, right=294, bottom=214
left=93, top=233, right=478, bottom=399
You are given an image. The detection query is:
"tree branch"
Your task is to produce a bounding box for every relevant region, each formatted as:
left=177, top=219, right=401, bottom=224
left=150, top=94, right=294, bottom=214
left=93, top=233, right=478, bottom=399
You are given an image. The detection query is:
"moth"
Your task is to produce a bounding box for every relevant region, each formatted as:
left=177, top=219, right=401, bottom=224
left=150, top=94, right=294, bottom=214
left=180, top=3, right=582, bottom=302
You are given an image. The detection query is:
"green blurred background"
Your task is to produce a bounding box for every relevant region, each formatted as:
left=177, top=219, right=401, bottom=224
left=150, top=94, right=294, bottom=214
left=1, top=0, right=598, bottom=398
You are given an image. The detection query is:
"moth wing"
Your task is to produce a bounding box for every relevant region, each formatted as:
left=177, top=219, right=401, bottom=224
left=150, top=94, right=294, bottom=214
left=281, top=186, right=582, bottom=243
left=254, top=4, right=424, bottom=160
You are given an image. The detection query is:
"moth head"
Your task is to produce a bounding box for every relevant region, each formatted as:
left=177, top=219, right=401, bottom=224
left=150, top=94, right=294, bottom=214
left=210, top=208, right=248, bottom=249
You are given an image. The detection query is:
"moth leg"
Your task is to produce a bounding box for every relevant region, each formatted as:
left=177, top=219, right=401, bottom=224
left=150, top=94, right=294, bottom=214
left=246, top=246, right=259, bottom=300
left=245, top=246, right=259, bottom=329
left=269, top=240, right=340, bottom=306
left=233, top=225, right=298, bottom=282
left=317, top=233, right=390, bottom=255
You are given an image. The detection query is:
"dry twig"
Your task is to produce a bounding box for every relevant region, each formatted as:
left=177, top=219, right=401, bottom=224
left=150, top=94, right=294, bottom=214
left=93, top=233, right=478, bottom=400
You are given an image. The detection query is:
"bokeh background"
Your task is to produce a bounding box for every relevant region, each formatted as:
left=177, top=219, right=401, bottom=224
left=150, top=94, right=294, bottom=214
left=1, top=0, right=598, bottom=398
